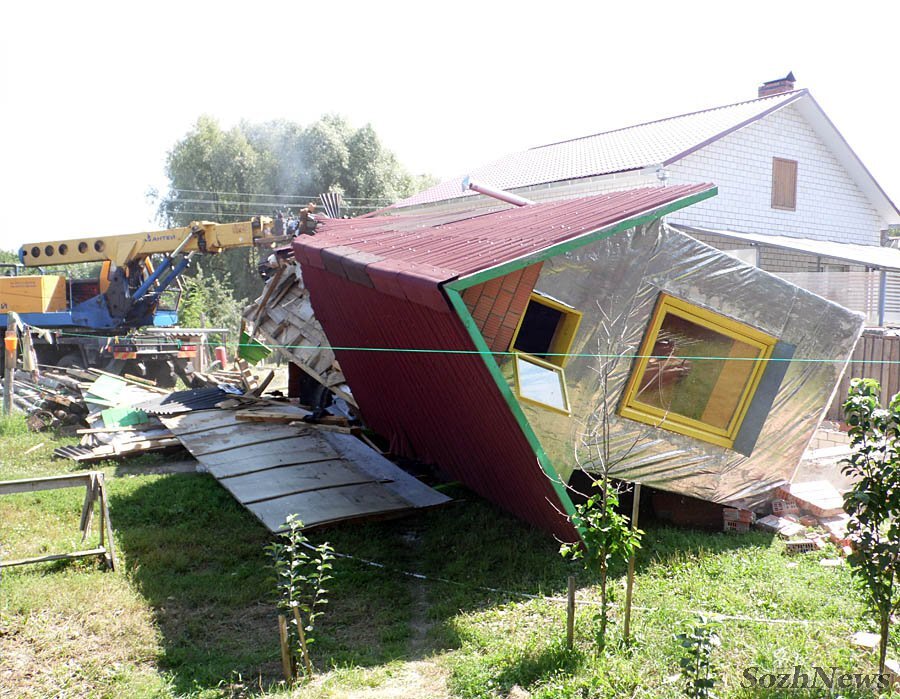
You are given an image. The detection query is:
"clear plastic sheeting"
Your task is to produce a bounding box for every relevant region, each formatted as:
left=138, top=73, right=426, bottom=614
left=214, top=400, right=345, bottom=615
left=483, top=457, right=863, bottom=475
left=509, top=221, right=864, bottom=509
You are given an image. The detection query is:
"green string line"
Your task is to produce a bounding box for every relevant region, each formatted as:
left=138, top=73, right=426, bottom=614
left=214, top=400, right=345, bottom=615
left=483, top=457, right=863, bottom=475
left=31, top=328, right=891, bottom=364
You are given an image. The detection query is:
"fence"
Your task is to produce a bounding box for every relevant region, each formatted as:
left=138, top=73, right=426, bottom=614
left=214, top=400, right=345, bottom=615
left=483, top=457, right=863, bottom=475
left=825, top=329, right=900, bottom=422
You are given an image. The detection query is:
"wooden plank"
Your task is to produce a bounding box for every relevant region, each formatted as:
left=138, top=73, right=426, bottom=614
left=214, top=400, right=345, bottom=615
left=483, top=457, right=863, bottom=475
left=219, top=460, right=374, bottom=504
left=0, top=473, right=93, bottom=495
left=321, top=432, right=451, bottom=509
left=247, top=482, right=412, bottom=531
left=203, top=444, right=341, bottom=478
left=162, top=409, right=449, bottom=531
left=0, top=548, right=108, bottom=568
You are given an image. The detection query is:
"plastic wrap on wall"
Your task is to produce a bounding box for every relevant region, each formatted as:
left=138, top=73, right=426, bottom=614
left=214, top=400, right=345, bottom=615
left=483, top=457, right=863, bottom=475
left=508, top=221, right=864, bottom=508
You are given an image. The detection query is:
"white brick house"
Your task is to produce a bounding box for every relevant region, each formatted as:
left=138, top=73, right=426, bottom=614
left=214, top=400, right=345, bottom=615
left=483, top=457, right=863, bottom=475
left=394, top=75, right=900, bottom=324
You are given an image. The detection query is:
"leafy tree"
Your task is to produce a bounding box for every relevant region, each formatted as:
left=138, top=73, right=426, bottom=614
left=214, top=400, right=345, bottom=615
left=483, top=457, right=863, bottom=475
left=560, top=487, right=642, bottom=650
left=841, top=377, right=900, bottom=674
left=0, top=250, right=17, bottom=265
left=675, top=615, right=721, bottom=699
left=177, top=266, right=245, bottom=346
left=266, top=514, right=334, bottom=679
left=157, top=116, right=267, bottom=304
left=155, top=114, right=428, bottom=317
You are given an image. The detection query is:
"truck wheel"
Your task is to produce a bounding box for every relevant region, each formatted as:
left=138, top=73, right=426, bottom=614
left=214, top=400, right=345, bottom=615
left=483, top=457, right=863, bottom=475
left=147, top=361, right=178, bottom=389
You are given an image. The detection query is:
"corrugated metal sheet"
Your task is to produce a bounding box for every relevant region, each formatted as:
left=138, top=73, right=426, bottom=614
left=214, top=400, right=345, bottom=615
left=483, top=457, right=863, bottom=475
left=138, top=387, right=239, bottom=415
left=396, top=92, right=802, bottom=207
left=675, top=224, right=900, bottom=271
left=295, top=185, right=714, bottom=311
left=301, top=266, right=578, bottom=542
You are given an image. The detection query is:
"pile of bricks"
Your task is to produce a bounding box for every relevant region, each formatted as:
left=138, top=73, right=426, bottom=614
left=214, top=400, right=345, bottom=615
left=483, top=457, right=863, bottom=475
left=751, top=480, right=852, bottom=557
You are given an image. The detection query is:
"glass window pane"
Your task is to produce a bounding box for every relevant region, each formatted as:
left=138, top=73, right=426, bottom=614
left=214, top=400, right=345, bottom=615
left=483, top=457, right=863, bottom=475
left=516, top=354, right=568, bottom=412
left=632, top=312, right=759, bottom=430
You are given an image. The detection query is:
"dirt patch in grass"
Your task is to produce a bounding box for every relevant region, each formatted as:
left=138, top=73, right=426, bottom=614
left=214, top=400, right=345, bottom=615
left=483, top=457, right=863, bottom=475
left=0, top=606, right=160, bottom=698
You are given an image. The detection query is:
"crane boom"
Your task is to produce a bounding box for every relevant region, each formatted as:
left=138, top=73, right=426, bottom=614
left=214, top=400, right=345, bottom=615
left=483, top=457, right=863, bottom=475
left=19, top=217, right=274, bottom=267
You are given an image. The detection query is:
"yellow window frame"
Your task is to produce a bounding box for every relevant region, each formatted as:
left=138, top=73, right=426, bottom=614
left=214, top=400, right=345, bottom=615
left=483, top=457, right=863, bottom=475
left=512, top=352, right=572, bottom=415
left=618, top=294, right=777, bottom=449
left=509, top=292, right=583, bottom=368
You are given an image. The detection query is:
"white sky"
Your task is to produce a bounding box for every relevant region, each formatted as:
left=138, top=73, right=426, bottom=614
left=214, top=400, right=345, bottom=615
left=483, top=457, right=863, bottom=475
left=2, top=1, right=898, bottom=252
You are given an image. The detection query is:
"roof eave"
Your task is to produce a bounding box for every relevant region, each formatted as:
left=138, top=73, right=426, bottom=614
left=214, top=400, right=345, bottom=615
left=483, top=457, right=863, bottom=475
left=662, top=89, right=809, bottom=167
left=792, top=93, right=900, bottom=224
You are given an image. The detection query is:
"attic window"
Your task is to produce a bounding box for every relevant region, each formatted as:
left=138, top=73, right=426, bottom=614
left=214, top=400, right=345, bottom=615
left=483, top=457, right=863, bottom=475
left=771, top=158, right=798, bottom=211
left=618, top=294, right=777, bottom=450
left=510, top=292, right=582, bottom=414
left=513, top=354, right=571, bottom=414
left=510, top=292, right=583, bottom=367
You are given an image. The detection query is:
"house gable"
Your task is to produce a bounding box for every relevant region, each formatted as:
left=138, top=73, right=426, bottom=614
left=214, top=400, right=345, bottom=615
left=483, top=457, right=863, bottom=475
left=666, top=103, right=889, bottom=245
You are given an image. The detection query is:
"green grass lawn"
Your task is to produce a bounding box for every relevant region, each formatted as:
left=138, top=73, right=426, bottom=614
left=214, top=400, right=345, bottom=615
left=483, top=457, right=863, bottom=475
left=0, top=413, right=897, bottom=698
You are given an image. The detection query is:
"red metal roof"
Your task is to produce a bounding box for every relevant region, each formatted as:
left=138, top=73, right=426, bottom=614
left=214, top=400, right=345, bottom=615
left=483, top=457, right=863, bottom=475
left=395, top=92, right=802, bottom=207
left=301, top=266, right=579, bottom=542
left=294, top=184, right=714, bottom=312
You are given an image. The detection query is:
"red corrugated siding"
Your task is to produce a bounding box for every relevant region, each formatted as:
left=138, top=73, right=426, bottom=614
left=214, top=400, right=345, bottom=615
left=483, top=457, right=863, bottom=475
left=303, top=266, right=578, bottom=542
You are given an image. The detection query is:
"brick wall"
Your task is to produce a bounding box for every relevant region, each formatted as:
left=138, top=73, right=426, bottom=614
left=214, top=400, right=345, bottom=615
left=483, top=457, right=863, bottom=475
left=666, top=104, right=886, bottom=246
left=462, top=263, right=543, bottom=354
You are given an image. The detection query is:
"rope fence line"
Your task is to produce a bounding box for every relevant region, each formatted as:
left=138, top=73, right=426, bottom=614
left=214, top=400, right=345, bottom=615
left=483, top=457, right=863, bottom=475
left=300, top=541, right=832, bottom=628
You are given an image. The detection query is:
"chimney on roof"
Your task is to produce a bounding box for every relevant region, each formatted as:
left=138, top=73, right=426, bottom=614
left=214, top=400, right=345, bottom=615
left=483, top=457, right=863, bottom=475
left=758, top=71, right=796, bottom=98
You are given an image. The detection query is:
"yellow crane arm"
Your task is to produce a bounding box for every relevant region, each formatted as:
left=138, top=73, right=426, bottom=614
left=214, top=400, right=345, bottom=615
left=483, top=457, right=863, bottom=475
left=19, top=217, right=274, bottom=268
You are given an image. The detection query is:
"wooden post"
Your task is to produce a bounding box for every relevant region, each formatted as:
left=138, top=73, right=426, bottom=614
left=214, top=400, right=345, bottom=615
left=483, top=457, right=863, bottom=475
left=566, top=575, right=576, bottom=649
left=278, top=614, right=293, bottom=682
left=3, top=318, right=17, bottom=416
left=623, top=483, right=642, bottom=643
left=292, top=607, right=314, bottom=677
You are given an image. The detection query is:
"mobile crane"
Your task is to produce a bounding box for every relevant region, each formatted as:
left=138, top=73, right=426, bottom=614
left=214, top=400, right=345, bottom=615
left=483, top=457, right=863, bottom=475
left=0, top=216, right=283, bottom=384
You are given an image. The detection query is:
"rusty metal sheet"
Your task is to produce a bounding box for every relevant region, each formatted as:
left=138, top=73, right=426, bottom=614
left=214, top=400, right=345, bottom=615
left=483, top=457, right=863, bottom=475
left=160, top=408, right=449, bottom=531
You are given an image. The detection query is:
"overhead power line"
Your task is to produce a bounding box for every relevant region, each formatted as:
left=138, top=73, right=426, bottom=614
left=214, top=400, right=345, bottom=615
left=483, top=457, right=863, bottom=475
left=165, top=188, right=394, bottom=203
left=161, top=197, right=385, bottom=208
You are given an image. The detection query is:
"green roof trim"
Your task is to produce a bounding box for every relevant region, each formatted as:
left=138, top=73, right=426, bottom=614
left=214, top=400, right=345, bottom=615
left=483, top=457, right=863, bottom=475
left=443, top=286, right=581, bottom=533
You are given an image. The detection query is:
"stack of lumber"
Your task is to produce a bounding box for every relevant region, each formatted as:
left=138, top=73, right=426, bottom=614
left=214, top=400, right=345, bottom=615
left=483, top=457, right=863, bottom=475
left=3, top=367, right=91, bottom=431
left=243, top=260, right=356, bottom=407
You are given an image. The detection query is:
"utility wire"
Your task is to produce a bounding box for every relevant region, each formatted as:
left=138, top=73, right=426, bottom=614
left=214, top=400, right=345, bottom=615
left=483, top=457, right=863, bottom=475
left=161, top=197, right=382, bottom=209
left=37, top=330, right=895, bottom=364
left=165, top=188, right=393, bottom=202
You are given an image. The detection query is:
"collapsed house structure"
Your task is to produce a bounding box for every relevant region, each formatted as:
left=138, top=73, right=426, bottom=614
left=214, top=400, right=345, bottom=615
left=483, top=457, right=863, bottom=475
left=247, top=184, right=863, bottom=541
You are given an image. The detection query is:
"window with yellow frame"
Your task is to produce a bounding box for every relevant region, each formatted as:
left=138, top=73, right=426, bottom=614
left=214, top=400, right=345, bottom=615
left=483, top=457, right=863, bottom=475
left=509, top=292, right=583, bottom=414
left=618, top=294, right=777, bottom=450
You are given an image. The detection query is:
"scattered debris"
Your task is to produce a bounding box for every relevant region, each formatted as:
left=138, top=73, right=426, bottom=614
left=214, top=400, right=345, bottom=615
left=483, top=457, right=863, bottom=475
left=785, top=539, right=818, bottom=555
left=722, top=507, right=754, bottom=533
left=756, top=515, right=805, bottom=538
left=243, top=258, right=356, bottom=408
left=776, top=481, right=844, bottom=517
left=851, top=631, right=880, bottom=649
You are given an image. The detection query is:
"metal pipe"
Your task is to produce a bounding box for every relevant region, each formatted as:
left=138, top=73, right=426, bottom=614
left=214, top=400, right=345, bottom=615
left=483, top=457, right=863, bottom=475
left=132, top=231, right=198, bottom=301
left=155, top=253, right=195, bottom=297
left=462, top=176, right=535, bottom=207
